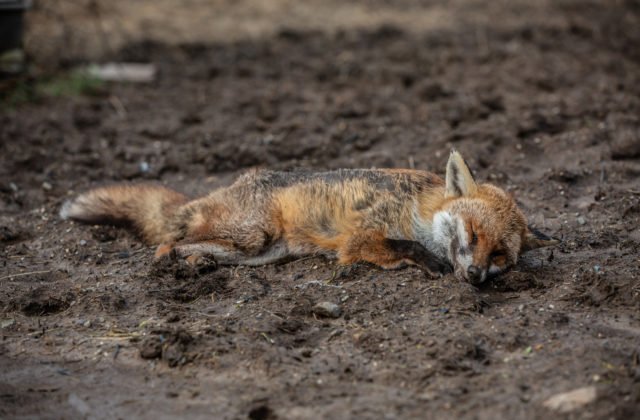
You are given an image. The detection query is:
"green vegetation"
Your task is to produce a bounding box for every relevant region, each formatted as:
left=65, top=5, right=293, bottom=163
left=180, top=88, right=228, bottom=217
left=0, top=69, right=104, bottom=109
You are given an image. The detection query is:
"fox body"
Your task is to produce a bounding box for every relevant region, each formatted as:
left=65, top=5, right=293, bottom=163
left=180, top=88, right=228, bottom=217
left=60, top=151, right=557, bottom=284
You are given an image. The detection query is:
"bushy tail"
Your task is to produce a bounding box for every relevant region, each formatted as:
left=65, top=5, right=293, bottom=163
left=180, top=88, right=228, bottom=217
left=60, top=184, right=188, bottom=244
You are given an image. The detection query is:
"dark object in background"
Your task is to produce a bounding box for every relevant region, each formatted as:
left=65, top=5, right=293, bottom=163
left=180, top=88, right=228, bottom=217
left=0, top=0, right=30, bottom=53
left=0, top=0, right=30, bottom=75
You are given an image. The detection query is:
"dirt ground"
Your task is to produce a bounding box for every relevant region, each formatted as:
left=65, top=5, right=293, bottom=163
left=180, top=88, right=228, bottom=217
left=1, top=0, right=640, bottom=418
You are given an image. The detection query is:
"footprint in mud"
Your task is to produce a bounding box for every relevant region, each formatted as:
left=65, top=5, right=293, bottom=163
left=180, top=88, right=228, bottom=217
left=10, top=286, right=75, bottom=316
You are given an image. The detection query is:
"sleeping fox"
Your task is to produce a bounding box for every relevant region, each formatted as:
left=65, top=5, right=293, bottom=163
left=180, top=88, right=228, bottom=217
left=60, top=150, right=557, bottom=284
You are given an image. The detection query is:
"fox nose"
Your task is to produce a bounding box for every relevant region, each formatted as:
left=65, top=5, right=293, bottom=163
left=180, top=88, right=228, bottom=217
left=467, top=265, right=482, bottom=283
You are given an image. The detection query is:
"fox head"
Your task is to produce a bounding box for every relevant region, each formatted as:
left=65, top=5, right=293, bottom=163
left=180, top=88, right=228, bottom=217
left=433, top=150, right=558, bottom=284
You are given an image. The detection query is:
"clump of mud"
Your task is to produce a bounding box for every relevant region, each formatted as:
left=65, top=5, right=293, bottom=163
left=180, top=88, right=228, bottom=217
left=145, top=255, right=228, bottom=302
left=139, top=328, right=195, bottom=367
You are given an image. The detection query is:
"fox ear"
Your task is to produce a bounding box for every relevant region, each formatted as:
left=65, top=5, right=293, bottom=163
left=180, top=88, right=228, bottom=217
left=445, top=150, right=478, bottom=198
left=521, top=225, right=560, bottom=253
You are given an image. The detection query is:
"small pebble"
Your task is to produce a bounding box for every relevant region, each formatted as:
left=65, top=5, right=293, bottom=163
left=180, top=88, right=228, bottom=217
left=577, top=216, right=586, bottom=225
left=312, top=302, right=341, bottom=318
left=83, top=320, right=92, bottom=328
left=42, top=182, right=52, bottom=191
left=543, top=386, right=597, bottom=412
left=139, top=161, right=150, bottom=173
left=0, top=318, right=15, bottom=329
left=79, top=239, right=87, bottom=246
left=165, top=313, right=180, bottom=323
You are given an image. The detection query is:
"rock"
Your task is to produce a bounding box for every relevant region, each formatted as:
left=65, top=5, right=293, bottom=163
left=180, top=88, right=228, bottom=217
left=0, top=318, right=15, bottom=329
left=165, top=313, right=180, bottom=323
left=610, top=126, right=640, bottom=160
left=577, top=216, right=586, bottom=225
left=543, top=386, right=597, bottom=412
left=312, top=302, right=341, bottom=318
left=418, top=81, right=451, bottom=101
left=68, top=393, right=91, bottom=416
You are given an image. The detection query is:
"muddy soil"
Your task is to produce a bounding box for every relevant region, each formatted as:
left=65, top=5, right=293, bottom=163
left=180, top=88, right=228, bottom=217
left=2, top=0, right=640, bottom=418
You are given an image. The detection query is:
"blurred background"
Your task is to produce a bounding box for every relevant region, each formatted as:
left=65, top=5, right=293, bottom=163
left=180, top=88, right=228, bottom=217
left=12, top=0, right=639, bottom=71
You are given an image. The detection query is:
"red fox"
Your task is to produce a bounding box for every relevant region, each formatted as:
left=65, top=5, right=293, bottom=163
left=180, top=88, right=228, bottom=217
left=60, top=150, right=557, bottom=284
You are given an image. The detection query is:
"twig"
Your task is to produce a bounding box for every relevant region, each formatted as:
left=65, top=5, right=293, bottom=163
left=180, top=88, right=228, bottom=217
left=113, top=344, right=121, bottom=360
left=295, top=280, right=343, bottom=290
left=90, top=335, right=139, bottom=340
left=109, top=96, right=127, bottom=118
left=0, top=270, right=52, bottom=282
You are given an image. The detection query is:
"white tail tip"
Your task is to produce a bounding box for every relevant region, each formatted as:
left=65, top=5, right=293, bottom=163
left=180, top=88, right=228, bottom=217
left=59, top=199, right=77, bottom=220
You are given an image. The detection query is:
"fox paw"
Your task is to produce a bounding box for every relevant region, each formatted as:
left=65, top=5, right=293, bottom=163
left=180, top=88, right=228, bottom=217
left=154, top=243, right=175, bottom=259
left=185, top=254, right=217, bottom=273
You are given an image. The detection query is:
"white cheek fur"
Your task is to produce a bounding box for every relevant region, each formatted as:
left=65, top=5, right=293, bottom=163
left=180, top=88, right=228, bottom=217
left=454, top=216, right=473, bottom=271
left=458, top=253, right=473, bottom=271
left=489, top=264, right=503, bottom=275
left=456, top=217, right=469, bottom=249
left=431, top=211, right=455, bottom=260
left=432, top=211, right=474, bottom=272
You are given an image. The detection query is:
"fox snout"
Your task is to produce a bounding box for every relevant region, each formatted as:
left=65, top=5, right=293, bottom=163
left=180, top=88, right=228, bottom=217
left=453, top=263, right=487, bottom=285
left=466, top=265, right=483, bottom=284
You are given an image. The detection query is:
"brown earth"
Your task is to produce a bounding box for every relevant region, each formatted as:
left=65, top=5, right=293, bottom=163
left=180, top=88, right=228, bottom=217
left=1, top=0, right=640, bottom=418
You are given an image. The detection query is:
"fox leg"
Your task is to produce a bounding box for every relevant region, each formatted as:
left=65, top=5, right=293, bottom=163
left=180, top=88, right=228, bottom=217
left=164, top=237, right=290, bottom=267
left=383, top=239, right=452, bottom=275
left=167, top=239, right=243, bottom=265
left=338, top=231, right=451, bottom=277
left=155, top=243, right=175, bottom=259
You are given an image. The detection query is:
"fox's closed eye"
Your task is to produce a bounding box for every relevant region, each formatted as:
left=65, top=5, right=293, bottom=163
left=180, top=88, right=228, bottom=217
left=471, top=231, right=478, bottom=245
left=489, top=251, right=507, bottom=267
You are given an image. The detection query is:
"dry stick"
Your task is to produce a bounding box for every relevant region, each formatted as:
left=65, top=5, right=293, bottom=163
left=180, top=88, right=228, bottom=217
left=0, top=270, right=52, bottom=282
left=109, top=96, right=127, bottom=118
